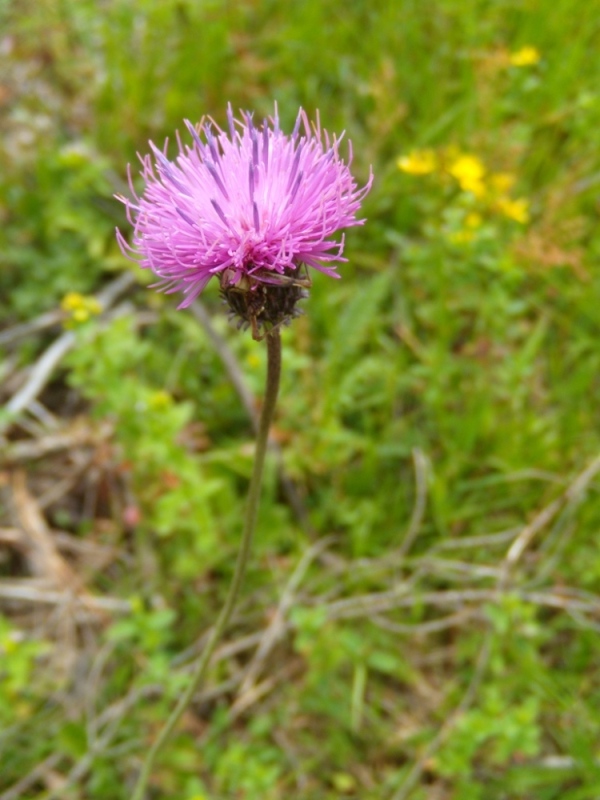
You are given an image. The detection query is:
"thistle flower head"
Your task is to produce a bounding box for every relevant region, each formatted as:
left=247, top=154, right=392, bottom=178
left=116, top=104, right=372, bottom=336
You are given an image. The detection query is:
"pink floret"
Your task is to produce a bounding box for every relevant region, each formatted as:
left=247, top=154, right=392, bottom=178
left=116, top=104, right=373, bottom=307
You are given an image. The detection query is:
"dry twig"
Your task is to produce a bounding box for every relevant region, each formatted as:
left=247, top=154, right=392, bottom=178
left=9, top=469, right=84, bottom=588
left=397, top=447, right=428, bottom=559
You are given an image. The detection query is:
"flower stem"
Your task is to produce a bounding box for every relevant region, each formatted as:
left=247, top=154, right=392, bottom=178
left=131, top=329, right=282, bottom=800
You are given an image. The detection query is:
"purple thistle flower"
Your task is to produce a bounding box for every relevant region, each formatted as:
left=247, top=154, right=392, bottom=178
left=116, top=104, right=372, bottom=335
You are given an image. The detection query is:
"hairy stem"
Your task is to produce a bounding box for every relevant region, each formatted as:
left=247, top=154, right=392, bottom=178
left=132, top=329, right=282, bottom=800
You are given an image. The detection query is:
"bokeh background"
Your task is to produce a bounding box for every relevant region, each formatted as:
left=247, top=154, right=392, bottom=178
left=2, top=1, right=600, bottom=798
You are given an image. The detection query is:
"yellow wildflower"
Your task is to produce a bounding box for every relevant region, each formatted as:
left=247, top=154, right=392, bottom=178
left=61, top=292, right=84, bottom=311
left=509, top=46, right=541, bottom=67
left=448, top=229, right=475, bottom=245
left=465, top=212, right=483, bottom=229
left=496, top=197, right=530, bottom=224
left=61, top=292, right=103, bottom=326
left=447, top=154, right=486, bottom=197
left=397, top=149, right=438, bottom=175
left=448, top=211, right=483, bottom=245
left=489, top=172, right=516, bottom=195
left=147, top=390, right=173, bottom=411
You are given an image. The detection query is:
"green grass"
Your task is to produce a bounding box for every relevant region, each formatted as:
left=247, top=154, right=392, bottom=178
left=2, top=0, right=600, bottom=798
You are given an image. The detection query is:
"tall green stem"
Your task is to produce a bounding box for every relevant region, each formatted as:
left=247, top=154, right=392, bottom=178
left=132, top=329, right=282, bottom=800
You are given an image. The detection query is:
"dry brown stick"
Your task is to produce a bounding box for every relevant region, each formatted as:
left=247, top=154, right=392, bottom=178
left=371, top=609, right=479, bottom=635
left=0, top=310, right=63, bottom=347
left=2, top=419, right=111, bottom=464
left=397, top=447, right=428, bottom=559
left=0, top=581, right=131, bottom=615
left=0, top=524, right=115, bottom=566
left=2, top=580, right=596, bottom=627
left=505, top=451, right=600, bottom=575
left=433, top=527, right=520, bottom=551
left=229, top=660, right=300, bottom=720
left=172, top=629, right=265, bottom=669
left=415, top=557, right=502, bottom=580
left=1, top=468, right=127, bottom=619
left=4, top=331, right=77, bottom=418
left=323, top=586, right=600, bottom=621
left=9, top=469, right=83, bottom=587
left=0, top=527, right=20, bottom=545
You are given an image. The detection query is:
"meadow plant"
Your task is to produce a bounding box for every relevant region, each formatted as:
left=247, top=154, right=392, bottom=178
left=117, top=104, right=372, bottom=798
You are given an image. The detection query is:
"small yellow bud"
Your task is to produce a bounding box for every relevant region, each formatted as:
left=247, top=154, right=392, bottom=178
left=60, top=292, right=103, bottom=327
left=397, top=149, right=438, bottom=175
left=509, top=46, right=541, bottom=67
left=447, top=154, right=486, bottom=197
left=489, top=172, right=516, bottom=194
left=61, top=292, right=86, bottom=312
left=448, top=229, right=475, bottom=245
left=496, top=197, right=530, bottom=224
left=147, top=390, right=173, bottom=411
left=465, top=212, right=483, bottom=229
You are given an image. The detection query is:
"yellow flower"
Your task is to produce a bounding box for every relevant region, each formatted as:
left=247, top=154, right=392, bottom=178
left=489, top=172, right=516, bottom=194
left=397, top=149, right=438, bottom=175
left=61, top=292, right=85, bottom=311
left=465, top=212, right=483, bottom=229
left=60, top=292, right=103, bottom=326
left=147, top=390, right=173, bottom=411
left=448, top=211, right=483, bottom=245
left=509, top=46, right=541, bottom=67
left=448, top=229, right=475, bottom=245
left=496, top=197, right=530, bottom=224
left=447, top=154, right=486, bottom=197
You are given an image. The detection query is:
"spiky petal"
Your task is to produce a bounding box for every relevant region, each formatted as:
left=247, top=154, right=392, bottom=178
left=116, top=105, right=373, bottom=311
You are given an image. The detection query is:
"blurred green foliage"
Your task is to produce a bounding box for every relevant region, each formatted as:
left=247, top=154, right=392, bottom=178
left=2, top=0, right=600, bottom=798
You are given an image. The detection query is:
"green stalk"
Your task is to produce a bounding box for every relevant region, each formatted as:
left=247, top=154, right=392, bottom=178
left=132, top=329, right=282, bottom=800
